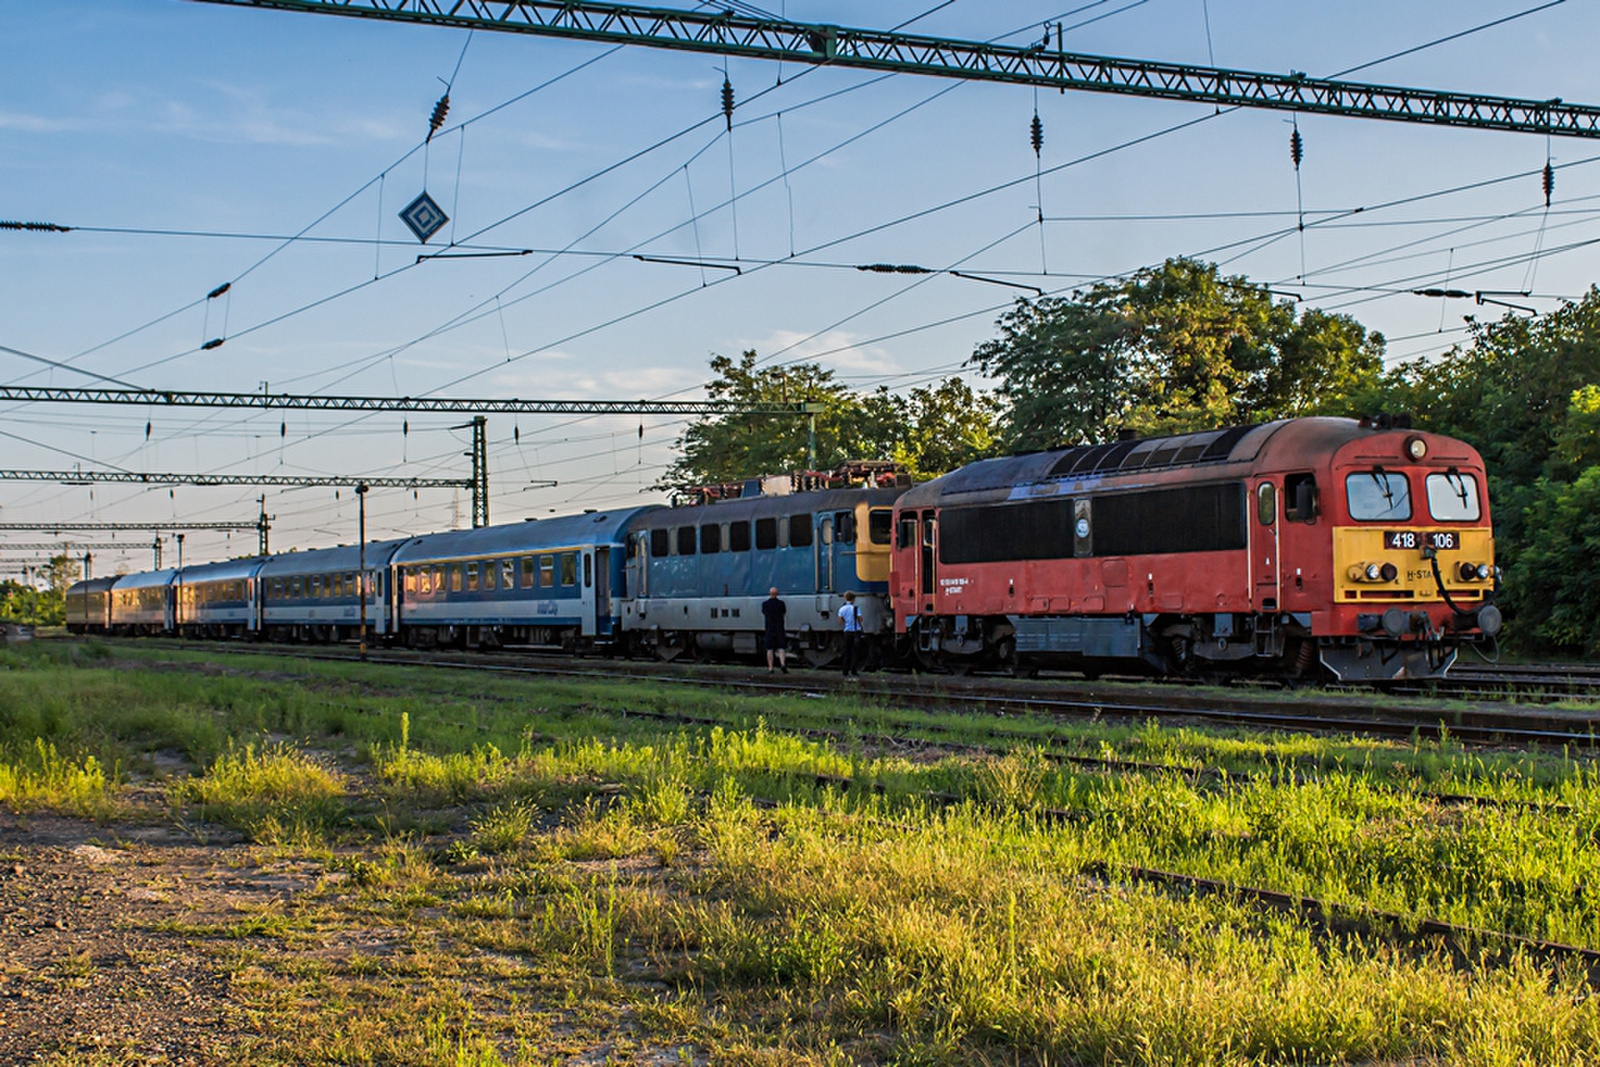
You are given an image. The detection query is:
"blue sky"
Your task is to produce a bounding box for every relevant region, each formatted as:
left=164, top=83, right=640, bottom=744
left=3, top=0, right=1598, bottom=570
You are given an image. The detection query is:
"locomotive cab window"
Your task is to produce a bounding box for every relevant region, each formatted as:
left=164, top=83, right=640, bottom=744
left=676, top=526, right=697, bottom=556
left=1346, top=471, right=1411, bottom=522
left=870, top=509, right=893, bottom=545
left=650, top=529, right=670, bottom=558
left=1284, top=473, right=1318, bottom=522
left=700, top=523, right=722, bottom=553
left=1426, top=471, right=1481, bottom=521
left=729, top=520, right=751, bottom=552
left=897, top=516, right=916, bottom=550
left=789, top=514, right=814, bottom=548
left=1256, top=483, right=1276, bottom=525
left=755, top=517, right=778, bottom=550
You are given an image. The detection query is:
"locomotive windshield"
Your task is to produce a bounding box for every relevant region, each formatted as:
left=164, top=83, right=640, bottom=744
left=1425, top=472, right=1481, bottom=521
left=1346, top=471, right=1412, bottom=522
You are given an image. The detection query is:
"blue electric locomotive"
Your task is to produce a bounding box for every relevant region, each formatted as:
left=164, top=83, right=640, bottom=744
left=620, top=484, right=901, bottom=664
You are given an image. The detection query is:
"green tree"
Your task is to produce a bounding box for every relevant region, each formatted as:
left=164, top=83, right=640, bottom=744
left=0, top=554, right=77, bottom=626
left=970, top=258, right=1384, bottom=450
left=660, top=352, right=1002, bottom=489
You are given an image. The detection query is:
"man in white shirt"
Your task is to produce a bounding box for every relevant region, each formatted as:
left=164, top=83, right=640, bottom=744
left=837, top=590, right=863, bottom=678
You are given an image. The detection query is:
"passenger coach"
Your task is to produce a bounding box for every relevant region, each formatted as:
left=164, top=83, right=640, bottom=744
left=257, top=540, right=407, bottom=643
left=65, top=576, right=117, bottom=634
left=891, top=417, right=1499, bottom=681
left=392, top=508, right=656, bottom=650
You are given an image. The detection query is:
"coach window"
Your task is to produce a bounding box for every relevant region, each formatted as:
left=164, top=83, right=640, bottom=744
left=560, top=552, right=577, bottom=586
left=1257, top=483, right=1276, bottom=525
left=583, top=553, right=593, bottom=588
left=650, top=528, right=670, bottom=557
left=450, top=565, right=463, bottom=593
left=418, top=569, right=430, bottom=595
left=540, top=554, right=555, bottom=587
left=1345, top=471, right=1409, bottom=522
left=466, top=562, right=479, bottom=592
left=730, top=520, right=751, bottom=552
left=789, top=514, right=814, bottom=548
left=433, top=566, right=445, bottom=593
left=502, top=560, right=517, bottom=590
left=521, top=557, right=535, bottom=589
left=1284, top=473, right=1321, bottom=523
left=484, top=561, right=496, bottom=591
left=701, top=523, right=722, bottom=553
left=292, top=577, right=303, bottom=598
left=676, top=526, right=697, bottom=555
left=755, top=517, right=778, bottom=550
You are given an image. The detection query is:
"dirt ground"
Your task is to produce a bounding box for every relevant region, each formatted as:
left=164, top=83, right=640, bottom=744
left=0, top=807, right=317, bottom=1064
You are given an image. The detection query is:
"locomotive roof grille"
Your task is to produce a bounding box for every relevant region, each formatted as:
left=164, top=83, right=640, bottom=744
left=1045, top=423, right=1256, bottom=479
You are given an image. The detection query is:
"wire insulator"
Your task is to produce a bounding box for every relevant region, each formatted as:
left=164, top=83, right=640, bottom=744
left=145, top=421, right=152, bottom=440
left=1290, top=127, right=1304, bottom=169
left=0, top=220, right=72, bottom=233
left=206, top=282, right=231, bottom=300
left=1030, top=112, right=1044, bottom=157
left=721, top=77, right=735, bottom=131
left=1543, top=160, right=1555, bottom=206
left=200, top=338, right=224, bottom=351
left=403, top=419, right=409, bottom=436
left=428, top=94, right=450, bottom=143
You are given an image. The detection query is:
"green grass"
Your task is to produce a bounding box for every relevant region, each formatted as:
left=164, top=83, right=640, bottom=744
left=5, top=638, right=1600, bottom=1064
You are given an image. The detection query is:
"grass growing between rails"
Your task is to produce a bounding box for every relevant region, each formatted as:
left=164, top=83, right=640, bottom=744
left=3, top=639, right=1600, bottom=1063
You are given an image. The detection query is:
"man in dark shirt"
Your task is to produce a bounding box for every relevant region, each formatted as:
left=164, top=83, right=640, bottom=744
left=761, top=586, right=788, bottom=673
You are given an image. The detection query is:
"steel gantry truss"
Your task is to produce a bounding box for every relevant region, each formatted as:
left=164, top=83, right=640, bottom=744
left=191, top=0, right=1600, bottom=138
left=0, top=470, right=469, bottom=490
left=0, top=385, right=818, bottom=417
left=0, top=518, right=271, bottom=555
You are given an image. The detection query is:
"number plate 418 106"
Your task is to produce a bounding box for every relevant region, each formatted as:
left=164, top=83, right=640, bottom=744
left=1384, top=530, right=1458, bottom=550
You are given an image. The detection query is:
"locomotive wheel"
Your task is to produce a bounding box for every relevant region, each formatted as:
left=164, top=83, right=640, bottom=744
left=804, top=634, right=841, bottom=669
left=654, top=633, right=686, bottom=662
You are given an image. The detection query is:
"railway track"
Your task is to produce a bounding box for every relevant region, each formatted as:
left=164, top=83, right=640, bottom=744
left=93, top=635, right=1600, bottom=750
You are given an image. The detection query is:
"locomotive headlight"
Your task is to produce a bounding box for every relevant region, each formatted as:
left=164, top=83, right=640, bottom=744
left=1476, top=563, right=1492, bottom=580
left=1347, top=564, right=1367, bottom=582
left=1379, top=562, right=1398, bottom=582
left=1458, top=561, right=1478, bottom=582
left=1405, top=436, right=1428, bottom=460
left=1365, top=562, right=1382, bottom=581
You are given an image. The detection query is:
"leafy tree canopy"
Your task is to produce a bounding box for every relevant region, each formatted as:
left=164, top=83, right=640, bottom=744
left=660, top=351, right=1001, bottom=489
left=0, top=554, right=79, bottom=626
left=969, top=257, right=1385, bottom=450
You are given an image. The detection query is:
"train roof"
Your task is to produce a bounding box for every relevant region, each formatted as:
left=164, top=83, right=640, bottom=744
left=66, top=576, right=119, bottom=596
left=256, top=539, right=409, bottom=578
left=635, top=487, right=902, bottom=527
left=898, top=418, right=1384, bottom=507
left=112, top=568, right=178, bottom=590
left=391, top=506, right=661, bottom=563
left=177, top=558, right=266, bottom=583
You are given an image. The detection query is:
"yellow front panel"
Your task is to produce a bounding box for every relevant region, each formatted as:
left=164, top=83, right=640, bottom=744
left=1332, top=526, right=1495, bottom=603
left=855, top=502, right=892, bottom=583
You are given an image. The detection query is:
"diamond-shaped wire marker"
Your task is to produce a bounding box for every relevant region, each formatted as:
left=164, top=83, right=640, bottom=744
left=399, top=191, right=448, bottom=244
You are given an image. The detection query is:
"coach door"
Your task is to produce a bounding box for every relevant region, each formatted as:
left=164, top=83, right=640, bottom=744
left=1253, top=481, right=1280, bottom=610
left=594, top=548, right=612, bottom=634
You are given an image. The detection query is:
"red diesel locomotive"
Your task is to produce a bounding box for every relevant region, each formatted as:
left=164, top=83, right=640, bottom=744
left=888, top=417, right=1500, bottom=681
